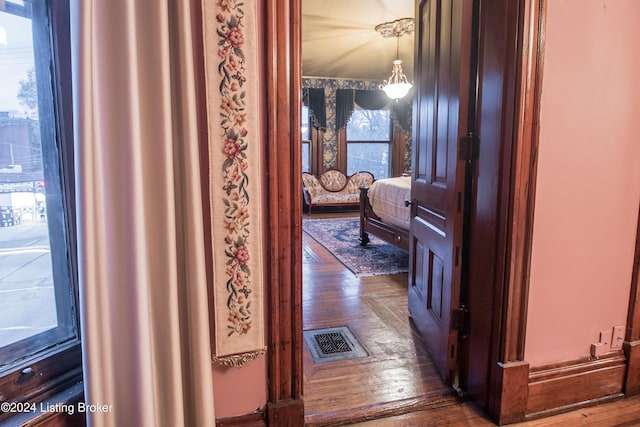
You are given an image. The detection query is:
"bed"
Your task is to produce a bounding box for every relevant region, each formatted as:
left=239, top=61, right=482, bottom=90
left=359, top=175, right=411, bottom=252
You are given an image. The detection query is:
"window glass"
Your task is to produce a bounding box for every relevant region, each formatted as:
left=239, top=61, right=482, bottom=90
left=0, top=0, right=76, bottom=368
left=302, top=142, right=310, bottom=173
left=346, top=109, right=391, bottom=178
left=301, top=105, right=310, bottom=141
left=346, top=143, right=390, bottom=179
left=346, top=109, right=391, bottom=141
left=301, top=105, right=310, bottom=172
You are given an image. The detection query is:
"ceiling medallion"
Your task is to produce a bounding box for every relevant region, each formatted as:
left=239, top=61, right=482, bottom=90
left=374, top=17, right=415, bottom=39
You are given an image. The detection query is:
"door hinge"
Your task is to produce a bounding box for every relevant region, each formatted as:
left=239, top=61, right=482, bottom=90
left=459, top=133, right=479, bottom=162
left=451, top=305, right=470, bottom=336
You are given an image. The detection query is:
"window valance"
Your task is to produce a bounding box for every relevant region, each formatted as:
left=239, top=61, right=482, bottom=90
left=336, top=89, right=411, bottom=132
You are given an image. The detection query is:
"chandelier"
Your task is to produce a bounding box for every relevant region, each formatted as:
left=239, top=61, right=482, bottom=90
left=375, top=18, right=414, bottom=101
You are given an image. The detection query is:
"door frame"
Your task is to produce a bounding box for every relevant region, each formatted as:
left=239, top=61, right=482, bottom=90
left=471, top=0, right=546, bottom=422
left=624, top=201, right=640, bottom=395
left=261, top=0, right=546, bottom=424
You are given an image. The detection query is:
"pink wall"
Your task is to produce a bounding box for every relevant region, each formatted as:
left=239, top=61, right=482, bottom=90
left=212, top=355, right=268, bottom=418
left=525, top=0, right=640, bottom=366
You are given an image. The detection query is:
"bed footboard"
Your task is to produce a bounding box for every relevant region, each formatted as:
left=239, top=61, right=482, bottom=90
left=359, top=186, right=409, bottom=252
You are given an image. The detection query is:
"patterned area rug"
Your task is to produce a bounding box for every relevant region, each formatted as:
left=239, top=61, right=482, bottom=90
left=303, top=217, right=409, bottom=277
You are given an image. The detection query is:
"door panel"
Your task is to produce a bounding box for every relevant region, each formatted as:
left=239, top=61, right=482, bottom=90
left=409, top=0, right=474, bottom=384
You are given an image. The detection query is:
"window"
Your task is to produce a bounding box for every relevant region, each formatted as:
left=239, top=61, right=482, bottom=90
left=301, top=105, right=310, bottom=173
left=0, top=0, right=80, bottom=420
left=346, top=108, right=392, bottom=179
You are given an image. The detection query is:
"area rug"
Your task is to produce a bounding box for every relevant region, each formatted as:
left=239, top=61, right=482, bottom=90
left=302, top=217, right=409, bottom=277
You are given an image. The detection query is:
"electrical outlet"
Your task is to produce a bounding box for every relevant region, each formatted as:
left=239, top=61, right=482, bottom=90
left=599, top=329, right=612, bottom=346
left=611, top=325, right=625, bottom=349
left=590, top=343, right=607, bottom=357
left=591, top=329, right=614, bottom=358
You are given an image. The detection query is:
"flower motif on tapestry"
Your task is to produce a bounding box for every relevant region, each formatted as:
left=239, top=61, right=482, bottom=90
left=216, top=0, right=254, bottom=337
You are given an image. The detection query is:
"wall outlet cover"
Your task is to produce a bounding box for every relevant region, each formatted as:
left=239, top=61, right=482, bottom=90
left=599, top=329, right=612, bottom=346
left=611, top=325, right=625, bottom=349
left=590, top=342, right=608, bottom=358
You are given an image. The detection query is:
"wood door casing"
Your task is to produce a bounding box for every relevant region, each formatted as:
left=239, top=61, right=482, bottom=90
left=408, top=0, right=474, bottom=384
left=262, top=0, right=551, bottom=423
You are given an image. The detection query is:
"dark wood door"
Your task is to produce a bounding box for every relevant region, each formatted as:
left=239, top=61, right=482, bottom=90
left=408, top=0, right=475, bottom=384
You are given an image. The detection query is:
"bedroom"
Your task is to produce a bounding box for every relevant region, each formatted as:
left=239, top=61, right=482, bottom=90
left=300, top=0, right=415, bottom=248
left=299, top=0, right=452, bottom=423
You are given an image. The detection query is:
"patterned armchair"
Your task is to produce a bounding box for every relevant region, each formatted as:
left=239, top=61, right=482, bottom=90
left=302, top=169, right=375, bottom=215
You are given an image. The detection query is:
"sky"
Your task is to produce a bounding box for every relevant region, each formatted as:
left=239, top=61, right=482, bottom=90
left=0, top=9, right=33, bottom=116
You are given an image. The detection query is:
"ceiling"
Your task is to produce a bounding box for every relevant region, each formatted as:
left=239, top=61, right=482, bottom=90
left=302, top=0, right=414, bottom=82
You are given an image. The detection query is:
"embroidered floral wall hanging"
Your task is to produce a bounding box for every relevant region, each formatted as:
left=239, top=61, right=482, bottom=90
left=203, top=0, right=265, bottom=367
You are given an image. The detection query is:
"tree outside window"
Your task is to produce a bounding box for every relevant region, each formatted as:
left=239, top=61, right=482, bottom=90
left=346, top=109, right=392, bottom=179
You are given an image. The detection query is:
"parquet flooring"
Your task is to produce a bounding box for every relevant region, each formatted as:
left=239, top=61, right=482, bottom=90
left=302, top=212, right=640, bottom=426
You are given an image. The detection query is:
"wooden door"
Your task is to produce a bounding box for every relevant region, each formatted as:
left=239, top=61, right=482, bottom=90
left=408, top=0, right=475, bottom=384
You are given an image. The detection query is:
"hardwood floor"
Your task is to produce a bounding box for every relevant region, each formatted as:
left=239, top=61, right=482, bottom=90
left=346, top=394, right=640, bottom=426
left=302, top=212, right=640, bottom=426
left=302, top=212, right=459, bottom=426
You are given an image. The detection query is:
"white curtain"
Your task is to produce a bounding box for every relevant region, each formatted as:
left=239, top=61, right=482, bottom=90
left=70, top=1, right=215, bottom=426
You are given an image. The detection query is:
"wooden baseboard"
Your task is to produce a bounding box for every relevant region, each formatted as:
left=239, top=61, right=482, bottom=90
left=266, top=398, right=304, bottom=427
left=216, top=411, right=266, bottom=427
left=491, top=361, right=529, bottom=425
left=624, top=339, right=640, bottom=395
left=526, top=352, right=626, bottom=420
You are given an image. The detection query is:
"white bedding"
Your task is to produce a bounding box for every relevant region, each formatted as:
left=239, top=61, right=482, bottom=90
left=367, top=176, right=411, bottom=230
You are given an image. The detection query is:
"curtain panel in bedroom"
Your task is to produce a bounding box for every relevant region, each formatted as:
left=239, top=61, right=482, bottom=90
left=303, top=87, right=327, bottom=130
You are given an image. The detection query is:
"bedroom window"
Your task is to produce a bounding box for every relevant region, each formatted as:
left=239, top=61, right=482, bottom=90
left=301, top=105, right=311, bottom=172
left=346, top=108, right=392, bottom=179
left=0, top=0, right=81, bottom=421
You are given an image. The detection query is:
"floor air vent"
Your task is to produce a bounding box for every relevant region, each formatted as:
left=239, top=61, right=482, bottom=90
left=303, top=326, right=368, bottom=363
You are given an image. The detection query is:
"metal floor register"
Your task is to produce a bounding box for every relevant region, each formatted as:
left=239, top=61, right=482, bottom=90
left=303, top=326, right=368, bottom=363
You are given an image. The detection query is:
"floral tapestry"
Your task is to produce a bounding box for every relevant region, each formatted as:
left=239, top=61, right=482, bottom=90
left=203, top=0, right=265, bottom=367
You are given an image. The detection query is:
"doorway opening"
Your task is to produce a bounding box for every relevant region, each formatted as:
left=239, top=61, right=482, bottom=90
left=299, top=1, right=479, bottom=423
left=263, top=0, right=546, bottom=424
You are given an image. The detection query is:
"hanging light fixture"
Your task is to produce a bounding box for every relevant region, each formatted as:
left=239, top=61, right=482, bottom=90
left=375, top=18, right=414, bottom=101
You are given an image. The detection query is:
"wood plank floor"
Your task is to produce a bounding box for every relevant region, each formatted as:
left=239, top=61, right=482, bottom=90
left=347, top=393, right=640, bottom=426
left=302, top=216, right=459, bottom=427
left=302, top=212, right=640, bottom=426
